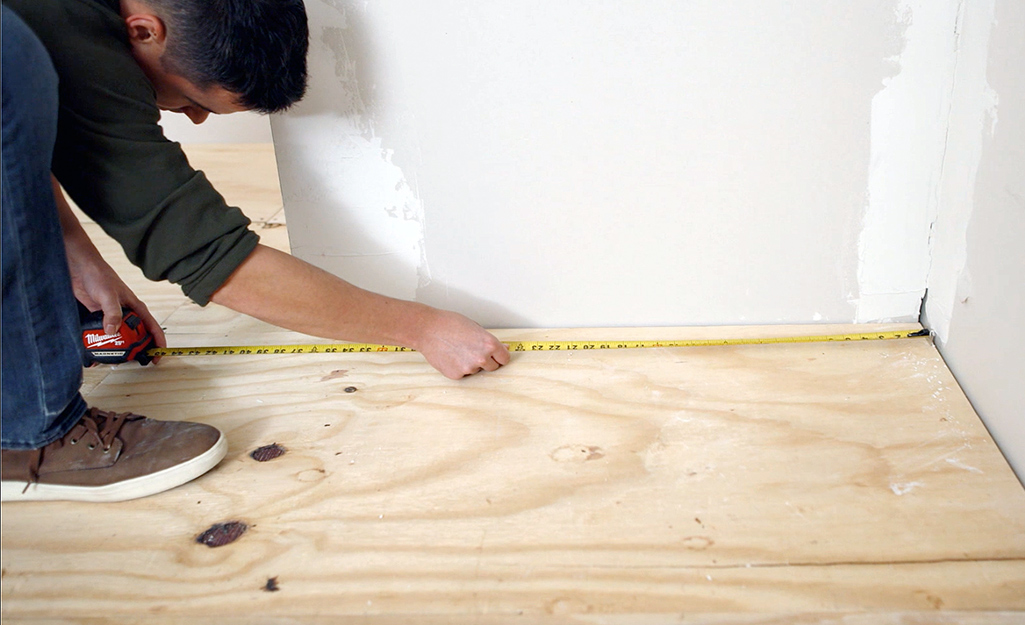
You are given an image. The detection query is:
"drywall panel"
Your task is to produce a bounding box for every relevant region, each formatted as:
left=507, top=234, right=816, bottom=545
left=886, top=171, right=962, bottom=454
left=925, top=0, right=1024, bottom=481
left=273, top=1, right=951, bottom=328
left=159, top=110, right=272, bottom=144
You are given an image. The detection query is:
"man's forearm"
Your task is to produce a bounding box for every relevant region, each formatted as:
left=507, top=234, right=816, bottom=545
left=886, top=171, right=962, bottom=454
left=210, top=244, right=431, bottom=348
left=210, top=244, right=510, bottom=379
left=51, top=175, right=93, bottom=254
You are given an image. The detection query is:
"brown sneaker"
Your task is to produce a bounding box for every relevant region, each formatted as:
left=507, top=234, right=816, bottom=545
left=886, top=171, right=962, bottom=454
left=1, top=408, right=227, bottom=502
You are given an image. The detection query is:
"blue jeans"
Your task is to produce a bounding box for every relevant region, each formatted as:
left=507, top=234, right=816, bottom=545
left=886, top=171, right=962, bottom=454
left=2, top=7, right=88, bottom=449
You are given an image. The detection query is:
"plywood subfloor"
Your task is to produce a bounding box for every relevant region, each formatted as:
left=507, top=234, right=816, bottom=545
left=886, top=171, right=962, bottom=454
left=3, top=145, right=1024, bottom=624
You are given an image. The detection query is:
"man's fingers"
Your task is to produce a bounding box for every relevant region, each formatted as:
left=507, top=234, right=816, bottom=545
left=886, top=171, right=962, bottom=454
left=99, top=297, right=123, bottom=336
left=469, top=338, right=510, bottom=374
left=493, top=345, right=511, bottom=366
left=456, top=357, right=502, bottom=378
left=128, top=299, right=167, bottom=348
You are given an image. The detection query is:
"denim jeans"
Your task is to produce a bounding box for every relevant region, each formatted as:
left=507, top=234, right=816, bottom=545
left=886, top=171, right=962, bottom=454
left=2, top=6, right=88, bottom=449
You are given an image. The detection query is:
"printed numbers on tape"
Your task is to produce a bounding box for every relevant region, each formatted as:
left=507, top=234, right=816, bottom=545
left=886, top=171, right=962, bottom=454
left=147, top=329, right=930, bottom=358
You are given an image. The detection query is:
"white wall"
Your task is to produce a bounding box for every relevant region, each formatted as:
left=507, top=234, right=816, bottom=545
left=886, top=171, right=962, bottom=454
left=924, top=0, right=1024, bottom=481
left=272, top=0, right=951, bottom=329
left=159, top=110, right=272, bottom=144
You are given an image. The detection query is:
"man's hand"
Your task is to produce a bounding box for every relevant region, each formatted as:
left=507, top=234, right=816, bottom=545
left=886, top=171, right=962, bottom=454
left=413, top=309, right=510, bottom=379
left=66, top=242, right=166, bottom=348
left=211, top=245, right=509, bottom=379
left=52, top=176, right=166, bottom=348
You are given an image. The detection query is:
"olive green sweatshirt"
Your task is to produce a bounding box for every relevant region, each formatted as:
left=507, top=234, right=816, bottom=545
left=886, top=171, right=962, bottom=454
left=6, top=0, right=260, bottom=305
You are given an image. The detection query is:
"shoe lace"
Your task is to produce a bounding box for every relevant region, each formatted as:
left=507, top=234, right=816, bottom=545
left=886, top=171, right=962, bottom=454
left=23, top=408, right=132, bottom=493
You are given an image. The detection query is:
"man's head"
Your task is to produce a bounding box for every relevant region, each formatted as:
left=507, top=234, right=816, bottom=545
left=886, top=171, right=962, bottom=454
left=121, top=0, right=309, bottom=121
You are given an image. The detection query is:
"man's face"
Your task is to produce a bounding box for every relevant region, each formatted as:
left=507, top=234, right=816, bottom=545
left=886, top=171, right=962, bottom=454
left=121, top=3, right=248, bottom=124
left=147, top=64, right=248, bottom=125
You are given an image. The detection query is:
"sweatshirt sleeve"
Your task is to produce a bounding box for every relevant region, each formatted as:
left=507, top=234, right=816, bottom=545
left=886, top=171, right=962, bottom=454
left=53, top=113, right=260, bottom=305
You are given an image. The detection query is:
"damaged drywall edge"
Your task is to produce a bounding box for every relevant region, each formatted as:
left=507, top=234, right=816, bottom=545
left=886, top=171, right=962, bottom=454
left=923, top=0, right=998, bottom=345
left=855, top=292, right=930, bottom=324
left=855, top=0, right=962, bottom=323
left=412, top=172, right=433, bottom=290
left=271, top=0, right=429, bottom=300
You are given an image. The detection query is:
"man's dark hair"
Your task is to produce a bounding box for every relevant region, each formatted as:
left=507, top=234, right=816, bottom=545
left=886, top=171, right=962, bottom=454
left=152, top=0, right=309, bottom=113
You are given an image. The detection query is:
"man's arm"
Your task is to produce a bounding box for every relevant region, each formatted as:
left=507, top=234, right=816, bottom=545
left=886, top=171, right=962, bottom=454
left=210, top=244, right=510, bottom=379
left=52, top=175, right=167, bottom=347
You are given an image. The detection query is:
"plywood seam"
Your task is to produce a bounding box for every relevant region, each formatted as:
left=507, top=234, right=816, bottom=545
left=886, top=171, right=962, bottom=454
left=525, top=557, right=1025, bottom=570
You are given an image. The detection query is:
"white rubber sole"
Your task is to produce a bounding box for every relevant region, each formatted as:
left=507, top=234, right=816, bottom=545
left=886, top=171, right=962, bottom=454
left=0, top=433, right=228, bottom=503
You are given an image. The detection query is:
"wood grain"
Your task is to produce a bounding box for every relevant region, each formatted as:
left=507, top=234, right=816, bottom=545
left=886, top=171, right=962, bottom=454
left=3, top=327, right=1024, bottom=622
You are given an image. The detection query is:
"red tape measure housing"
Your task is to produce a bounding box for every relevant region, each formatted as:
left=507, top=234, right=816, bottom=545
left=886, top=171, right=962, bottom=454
left=80, top=309, right=154, bottom=365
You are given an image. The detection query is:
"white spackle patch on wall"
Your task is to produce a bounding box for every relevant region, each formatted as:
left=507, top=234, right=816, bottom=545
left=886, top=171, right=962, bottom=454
left=271, top=0, right=429, bottom=299
left=855, top=0, right=962, bottom=323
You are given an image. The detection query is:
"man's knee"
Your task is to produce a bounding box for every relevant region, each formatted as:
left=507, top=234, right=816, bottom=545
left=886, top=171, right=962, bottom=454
left=1, top=6, right=59, bottom=118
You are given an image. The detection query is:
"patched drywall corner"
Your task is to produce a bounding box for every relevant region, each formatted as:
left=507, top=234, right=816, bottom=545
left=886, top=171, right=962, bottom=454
left=855, top=0, right=962, bottom=323
left=923, top=0, right=999, bottom=344
left=920, top=0, right=1021, bottom=484
left=270, top=0, right=429, bottom=300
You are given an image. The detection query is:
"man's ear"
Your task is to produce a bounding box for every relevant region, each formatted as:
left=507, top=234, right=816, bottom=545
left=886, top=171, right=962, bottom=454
left=124, top=13, right=167, bottom=48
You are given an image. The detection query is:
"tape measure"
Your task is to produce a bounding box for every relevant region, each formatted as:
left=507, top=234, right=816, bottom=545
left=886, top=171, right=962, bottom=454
left=147, top=329, right=929, bottom=358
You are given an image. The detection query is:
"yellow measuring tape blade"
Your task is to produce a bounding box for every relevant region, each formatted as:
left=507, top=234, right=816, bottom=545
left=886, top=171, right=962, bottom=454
left=148, top=329, right=929, bottom=358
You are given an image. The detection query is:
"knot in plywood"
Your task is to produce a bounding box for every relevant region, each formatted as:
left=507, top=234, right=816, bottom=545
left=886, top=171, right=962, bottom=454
left=250, top=443, right=287, bottom=462
left=195, top=521, right=248, bottom=548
